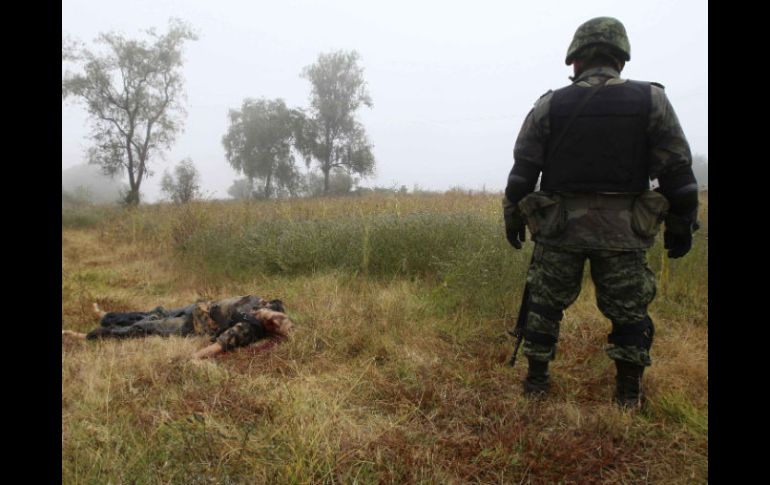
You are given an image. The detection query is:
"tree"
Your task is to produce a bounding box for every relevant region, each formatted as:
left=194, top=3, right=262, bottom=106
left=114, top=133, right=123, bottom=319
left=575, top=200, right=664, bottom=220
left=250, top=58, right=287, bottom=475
left=227, top=178, right=255, bottom=200
left=222, top=98, right=300, bottom=199
left=296, top=50, right=375, bottom=195
left=161, top=158, right=201, bottom=203
left=300, top=169, right=356, bottom=197
left=62, top=19, right=198, bottom=205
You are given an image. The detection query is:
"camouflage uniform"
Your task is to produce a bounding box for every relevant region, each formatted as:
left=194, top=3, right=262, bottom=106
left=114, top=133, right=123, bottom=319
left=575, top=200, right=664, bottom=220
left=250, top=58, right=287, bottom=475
left=503, top=66, right=695, bottom=368
left=89, top=295, right=285, bottom=351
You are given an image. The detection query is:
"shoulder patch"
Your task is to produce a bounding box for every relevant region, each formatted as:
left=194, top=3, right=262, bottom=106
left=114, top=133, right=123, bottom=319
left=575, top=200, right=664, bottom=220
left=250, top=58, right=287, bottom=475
left=651, top=82, right=665, bottom=90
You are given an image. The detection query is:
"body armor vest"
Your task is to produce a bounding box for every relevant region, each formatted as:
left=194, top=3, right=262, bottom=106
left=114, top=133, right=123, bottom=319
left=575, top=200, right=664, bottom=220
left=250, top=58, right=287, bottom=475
left=541, top=80, right=652, bottom=193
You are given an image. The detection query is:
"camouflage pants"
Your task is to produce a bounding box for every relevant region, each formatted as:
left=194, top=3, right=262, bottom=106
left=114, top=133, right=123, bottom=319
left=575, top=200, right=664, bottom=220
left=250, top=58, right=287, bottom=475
left=522, top=244, right=656, bottom=367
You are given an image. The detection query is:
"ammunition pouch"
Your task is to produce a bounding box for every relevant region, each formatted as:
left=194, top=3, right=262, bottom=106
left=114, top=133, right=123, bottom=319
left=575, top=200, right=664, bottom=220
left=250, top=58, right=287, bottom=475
left=518, top=192, right=567, bottom=238
left=608, top=316, right=655, bottom=350
left=631, top=190, right=669, bottom=238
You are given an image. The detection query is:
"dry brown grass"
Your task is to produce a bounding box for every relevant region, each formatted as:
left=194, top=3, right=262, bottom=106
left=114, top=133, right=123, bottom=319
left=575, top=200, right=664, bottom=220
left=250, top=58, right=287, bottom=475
left=62, top=193, right=707, bottom=484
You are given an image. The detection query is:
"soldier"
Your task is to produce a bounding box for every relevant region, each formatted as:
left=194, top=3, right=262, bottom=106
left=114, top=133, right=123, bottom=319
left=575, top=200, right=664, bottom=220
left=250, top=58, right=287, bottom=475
left=62, top=295, right=293, bottom=359
left=502, top=17, right=699, bottom=408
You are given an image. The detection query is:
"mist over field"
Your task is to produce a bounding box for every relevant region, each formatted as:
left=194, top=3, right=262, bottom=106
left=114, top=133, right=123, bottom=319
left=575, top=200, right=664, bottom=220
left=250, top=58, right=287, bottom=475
left=62, top=0, right=707, bottom=203
left=62, top=164, right=126, bottom=205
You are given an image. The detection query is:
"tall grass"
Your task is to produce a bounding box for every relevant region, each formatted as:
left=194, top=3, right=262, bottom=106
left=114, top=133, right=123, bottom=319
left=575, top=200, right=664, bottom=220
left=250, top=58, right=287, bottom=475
left=63, top=192, right=707, bottom=324
left=62, top=192, right=708, bottom=484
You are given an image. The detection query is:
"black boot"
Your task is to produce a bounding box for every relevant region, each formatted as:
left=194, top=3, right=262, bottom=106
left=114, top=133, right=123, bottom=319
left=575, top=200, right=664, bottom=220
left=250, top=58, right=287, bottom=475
left=615, top=360, right=645, bottom=409
left=523, top=358, right=550, bottom=398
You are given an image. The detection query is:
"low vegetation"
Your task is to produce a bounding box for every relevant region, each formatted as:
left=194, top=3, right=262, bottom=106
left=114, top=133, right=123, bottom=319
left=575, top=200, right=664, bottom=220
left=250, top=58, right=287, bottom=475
left=62, top=191, right=707, bottom=484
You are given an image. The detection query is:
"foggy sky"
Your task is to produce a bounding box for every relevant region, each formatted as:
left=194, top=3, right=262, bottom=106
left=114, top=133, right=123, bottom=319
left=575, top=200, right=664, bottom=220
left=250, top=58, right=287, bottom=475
left=62, top=0, right=708, bottom=202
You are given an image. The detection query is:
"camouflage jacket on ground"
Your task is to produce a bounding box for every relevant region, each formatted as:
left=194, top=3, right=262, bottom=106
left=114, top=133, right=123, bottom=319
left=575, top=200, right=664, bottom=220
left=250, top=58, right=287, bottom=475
left=93, top=295, right=287, bottom=351
left=191, top=295, right=274, bottom=338
left=503, top=66, right=693, bottom=250
left=193, top=295, right=291, bottom=351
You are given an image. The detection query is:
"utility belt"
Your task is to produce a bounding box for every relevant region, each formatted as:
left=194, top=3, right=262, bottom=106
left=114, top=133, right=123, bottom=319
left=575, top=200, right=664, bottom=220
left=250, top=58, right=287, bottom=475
left=518, top=190, right=670, bottom=250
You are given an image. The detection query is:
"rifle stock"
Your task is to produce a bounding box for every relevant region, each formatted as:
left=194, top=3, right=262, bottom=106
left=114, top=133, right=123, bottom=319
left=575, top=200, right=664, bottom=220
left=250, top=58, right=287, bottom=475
left=508, top=282, right=530, bottom=367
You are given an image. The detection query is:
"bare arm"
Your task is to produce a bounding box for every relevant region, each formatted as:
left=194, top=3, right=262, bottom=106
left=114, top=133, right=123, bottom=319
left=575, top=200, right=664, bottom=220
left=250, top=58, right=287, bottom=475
left=191, top=342, right=225, bottom=360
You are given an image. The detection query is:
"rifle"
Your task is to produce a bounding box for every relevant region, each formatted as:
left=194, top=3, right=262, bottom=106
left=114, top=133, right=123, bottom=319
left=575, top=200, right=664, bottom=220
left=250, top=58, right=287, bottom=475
left=507, top=282, right=530, bottom=367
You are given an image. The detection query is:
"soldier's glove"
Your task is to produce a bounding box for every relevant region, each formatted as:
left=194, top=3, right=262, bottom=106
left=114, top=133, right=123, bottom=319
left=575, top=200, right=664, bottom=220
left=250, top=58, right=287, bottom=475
left=504, top=213, right=526, bottom=249
left=663, top=230, right=691, bottom=258
left=663, top=214, right=699, bottom=259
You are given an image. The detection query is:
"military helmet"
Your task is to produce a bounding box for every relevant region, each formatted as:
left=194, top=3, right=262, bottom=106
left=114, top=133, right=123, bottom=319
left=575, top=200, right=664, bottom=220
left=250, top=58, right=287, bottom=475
left=565, top=17, right=631, bottom=65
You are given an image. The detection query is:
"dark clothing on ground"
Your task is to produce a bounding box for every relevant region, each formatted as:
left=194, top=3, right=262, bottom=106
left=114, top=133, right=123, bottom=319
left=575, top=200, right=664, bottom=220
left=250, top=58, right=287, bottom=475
left=99, top=305, right=194, bottom=328
left=88, top=295, right=285, bottom=351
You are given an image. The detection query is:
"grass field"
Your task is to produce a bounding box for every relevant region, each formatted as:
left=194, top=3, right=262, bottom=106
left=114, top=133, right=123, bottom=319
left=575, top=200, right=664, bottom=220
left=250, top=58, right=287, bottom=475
left=62, top=192, right=707, bottom=484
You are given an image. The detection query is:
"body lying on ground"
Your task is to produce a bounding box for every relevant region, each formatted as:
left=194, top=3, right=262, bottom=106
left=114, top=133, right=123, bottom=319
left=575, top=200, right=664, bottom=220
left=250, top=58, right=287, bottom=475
left=61, top=295, right=293, bottom=359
